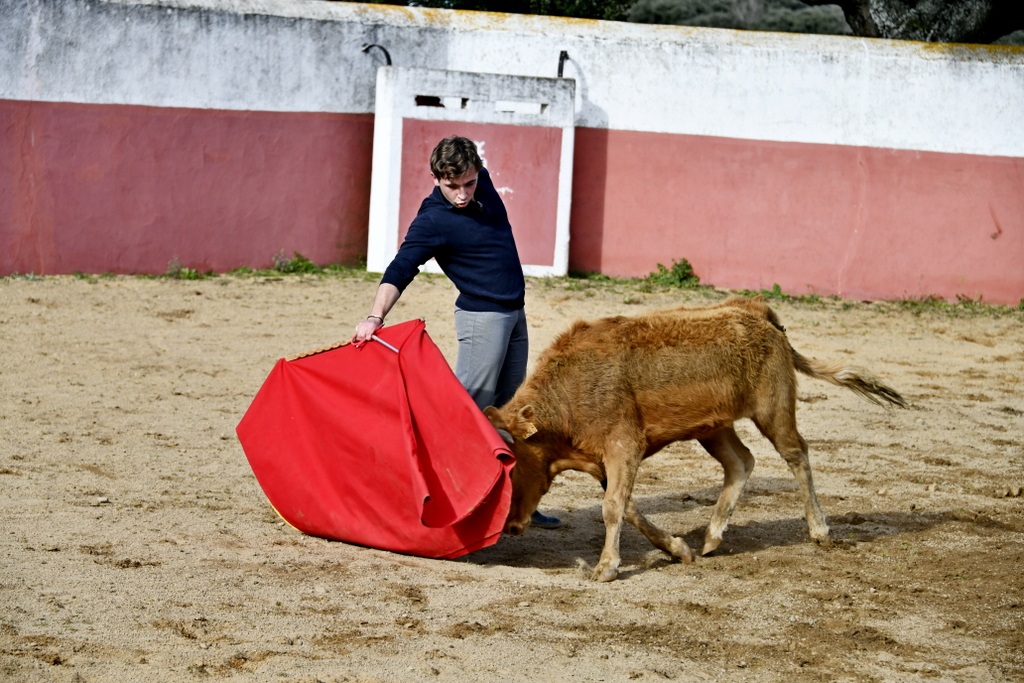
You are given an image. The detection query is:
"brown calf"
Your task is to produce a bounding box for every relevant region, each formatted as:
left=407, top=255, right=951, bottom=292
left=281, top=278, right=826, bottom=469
left=485, top=296, right=906, bottom=582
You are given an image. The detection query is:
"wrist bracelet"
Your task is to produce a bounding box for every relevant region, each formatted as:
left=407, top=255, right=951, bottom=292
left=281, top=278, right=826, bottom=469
left=366, top=315, right=384, bottom=325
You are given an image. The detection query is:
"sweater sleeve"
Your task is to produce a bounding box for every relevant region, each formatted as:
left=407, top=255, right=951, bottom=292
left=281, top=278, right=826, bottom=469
left=380, top=213, right=444, bottom=293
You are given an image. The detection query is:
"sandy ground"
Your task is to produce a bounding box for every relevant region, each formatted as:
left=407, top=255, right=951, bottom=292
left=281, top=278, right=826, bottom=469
left=1, top=273, right=1022, bottom=683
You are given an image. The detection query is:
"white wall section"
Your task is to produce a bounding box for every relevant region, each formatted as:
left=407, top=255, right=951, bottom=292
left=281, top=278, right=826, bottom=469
left=3, top=0, right=1022, bottom=157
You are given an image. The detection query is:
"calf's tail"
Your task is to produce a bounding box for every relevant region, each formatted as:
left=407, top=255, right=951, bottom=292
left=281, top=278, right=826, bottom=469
left=792, top=349, right=908, bottom=409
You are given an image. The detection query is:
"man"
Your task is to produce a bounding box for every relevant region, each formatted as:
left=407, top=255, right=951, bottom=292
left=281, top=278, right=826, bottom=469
left=352, top=136, right=562, bottom=530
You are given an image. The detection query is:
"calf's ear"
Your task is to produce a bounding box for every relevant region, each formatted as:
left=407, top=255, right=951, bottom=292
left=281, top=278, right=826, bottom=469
left=483, top=406, right=506, bottom=430
left=515, top=405, right=538, bottom=440
left=485, top=407, right=516, bottom=444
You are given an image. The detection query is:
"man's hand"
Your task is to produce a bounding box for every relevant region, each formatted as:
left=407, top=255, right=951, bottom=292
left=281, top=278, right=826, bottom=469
left=351, top=284, right=400, bottom=347
left=351, top=317, right=384, bottom=347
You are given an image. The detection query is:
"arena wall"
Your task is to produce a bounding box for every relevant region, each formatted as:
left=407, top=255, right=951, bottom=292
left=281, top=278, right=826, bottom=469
left=2, top=0, right=1022, bottom=302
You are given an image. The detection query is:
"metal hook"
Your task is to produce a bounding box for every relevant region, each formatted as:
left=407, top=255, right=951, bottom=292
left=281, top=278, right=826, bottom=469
left=558, top=50, right=569, bottom=78
left=362, top=43, right=392, bottom=66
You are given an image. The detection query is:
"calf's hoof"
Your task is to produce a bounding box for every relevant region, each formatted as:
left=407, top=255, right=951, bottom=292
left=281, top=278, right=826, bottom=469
left=669, top=537, right=694, bottom=563
left=701, top=535, right=722, bottom=556
left=591, top=561, right=619, bottom=583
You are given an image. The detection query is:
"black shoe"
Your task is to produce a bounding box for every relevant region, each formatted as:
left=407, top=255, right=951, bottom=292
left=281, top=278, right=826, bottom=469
left=530, top=511, right=565, bottom=529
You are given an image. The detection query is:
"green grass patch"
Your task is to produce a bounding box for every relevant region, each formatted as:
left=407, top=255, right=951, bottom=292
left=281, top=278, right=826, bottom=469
left=890, top=293, right=1024, bottom=319
left=7, top=254, right=1022, bottom=322
left=6, top=272, right=44, bottom=281
left=737, top=283, right=832, bottom=305
left=227, top=252, right=377, bottom=281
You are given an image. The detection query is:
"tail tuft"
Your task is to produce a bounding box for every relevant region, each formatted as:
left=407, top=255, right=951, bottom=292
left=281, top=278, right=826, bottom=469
left=794, top=352, right=907, bottom=409
left=832, top=368, right=909, bottom=409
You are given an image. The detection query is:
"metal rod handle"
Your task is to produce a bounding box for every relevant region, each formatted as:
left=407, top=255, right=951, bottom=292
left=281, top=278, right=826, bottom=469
left=371, top=335, right=399, bottom=353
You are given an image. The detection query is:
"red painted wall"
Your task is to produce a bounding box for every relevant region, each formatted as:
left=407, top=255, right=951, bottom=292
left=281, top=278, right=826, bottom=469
left=569, top=128, right=1024, bottom=303
left=2, top=100, right=1020, bottom=303
left=398, top=119, right=562, bottom=268
left=1, top=100, right=373, bottom=275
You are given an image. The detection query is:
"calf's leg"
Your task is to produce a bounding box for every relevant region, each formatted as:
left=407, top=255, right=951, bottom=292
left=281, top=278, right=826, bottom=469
left=625, top=498, right=693, bottom=563
left=592, top=439, right=644, bottom=582
left=698, top=427, right=756, bottom=555
left=756, top=416, right=830, bottom=546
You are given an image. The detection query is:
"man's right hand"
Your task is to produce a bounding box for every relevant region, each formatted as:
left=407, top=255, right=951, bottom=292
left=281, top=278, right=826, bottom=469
left=351, top=284, right=400, bottom=347
left=351, top=317, right=384, bottom=346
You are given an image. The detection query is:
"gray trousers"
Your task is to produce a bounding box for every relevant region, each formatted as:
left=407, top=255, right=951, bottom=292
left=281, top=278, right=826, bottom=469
left=453, top=306, right=529, bottom=411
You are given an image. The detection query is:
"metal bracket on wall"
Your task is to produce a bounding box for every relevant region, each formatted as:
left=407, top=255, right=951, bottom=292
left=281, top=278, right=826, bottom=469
left=362, top=43, right=392, bottom=66
left=558, top=50, right=569, bottom=78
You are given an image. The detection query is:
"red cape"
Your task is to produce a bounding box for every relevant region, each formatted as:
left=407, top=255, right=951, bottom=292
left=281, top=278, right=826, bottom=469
left=236, top=319, right=514, bottom=559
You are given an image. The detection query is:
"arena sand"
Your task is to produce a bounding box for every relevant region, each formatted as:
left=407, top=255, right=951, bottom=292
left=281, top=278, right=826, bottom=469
left=1, top=273, right=1022, bottom=682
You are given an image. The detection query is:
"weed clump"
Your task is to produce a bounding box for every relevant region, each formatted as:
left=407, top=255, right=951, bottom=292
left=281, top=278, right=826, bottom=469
left=165, top=258, right=212, bottom=280
left=648, top=259, right=700, bottom=288
left=272, top=251, right=322, bottom=275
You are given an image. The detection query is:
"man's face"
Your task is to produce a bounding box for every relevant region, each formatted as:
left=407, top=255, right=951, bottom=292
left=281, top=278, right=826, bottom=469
left=433, top=168, right=479, bottom=209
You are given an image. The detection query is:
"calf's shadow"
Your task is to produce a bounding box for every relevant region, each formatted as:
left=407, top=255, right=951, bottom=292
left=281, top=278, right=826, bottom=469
left=463, top=483, right=957, bottom=577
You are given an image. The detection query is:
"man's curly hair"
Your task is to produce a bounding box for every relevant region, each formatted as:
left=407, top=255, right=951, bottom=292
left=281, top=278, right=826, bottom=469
left=430, top=136, right=483, bottom=180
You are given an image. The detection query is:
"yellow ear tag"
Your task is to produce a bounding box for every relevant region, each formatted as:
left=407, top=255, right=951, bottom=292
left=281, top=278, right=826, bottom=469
left=516, top=405, right=538, bottom=439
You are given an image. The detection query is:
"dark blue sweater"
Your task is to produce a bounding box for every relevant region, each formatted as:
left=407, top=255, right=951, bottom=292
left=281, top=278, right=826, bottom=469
left=381, top=168, right=526, bottom=312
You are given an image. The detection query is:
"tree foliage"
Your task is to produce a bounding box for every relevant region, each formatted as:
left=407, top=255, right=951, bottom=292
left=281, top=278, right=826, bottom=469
left=627, top=0, right=850, bottom=35
left=353, top=0, right=1024, bottom=43
left=797, top=0, right=1024, bottom=43
left=400, top=0, right=633, bottom=21
left=993, top=29, right=1024, bottom=46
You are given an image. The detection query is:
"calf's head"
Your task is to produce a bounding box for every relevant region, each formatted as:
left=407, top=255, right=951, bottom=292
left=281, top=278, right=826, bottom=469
left=484, top=405, right=551, bottom=536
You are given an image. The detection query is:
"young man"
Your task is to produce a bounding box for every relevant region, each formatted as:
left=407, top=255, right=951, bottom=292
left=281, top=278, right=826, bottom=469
left=352, top=136, right=562, bottom=530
